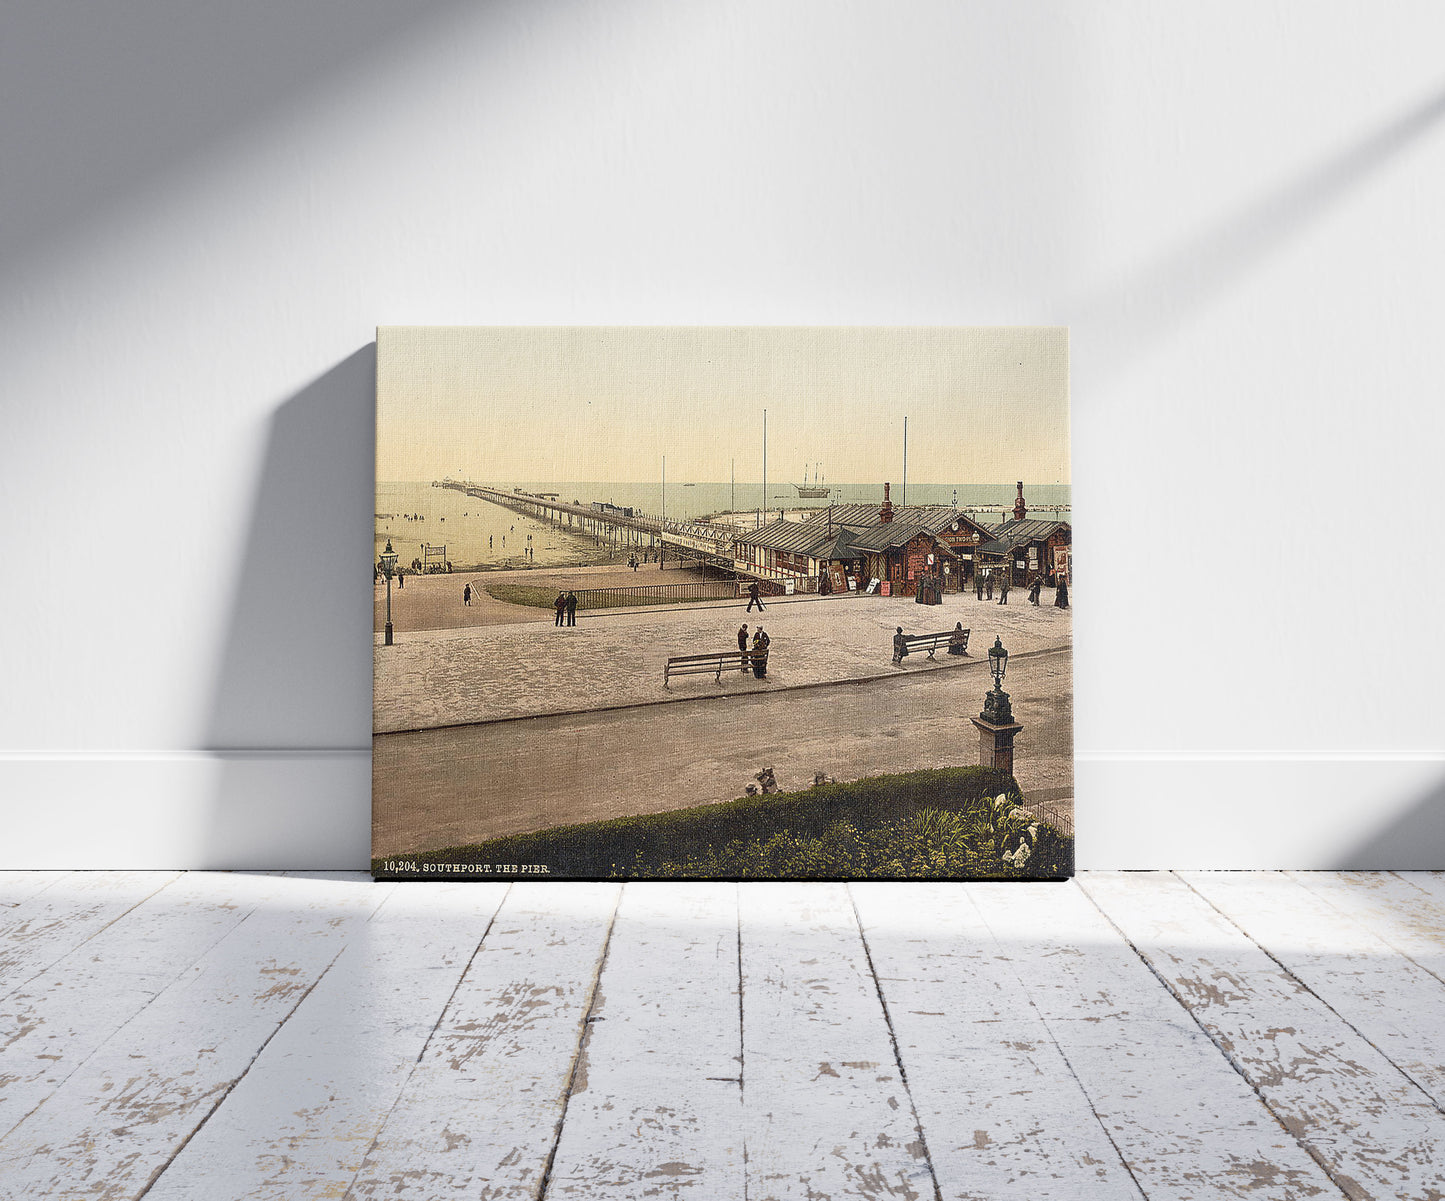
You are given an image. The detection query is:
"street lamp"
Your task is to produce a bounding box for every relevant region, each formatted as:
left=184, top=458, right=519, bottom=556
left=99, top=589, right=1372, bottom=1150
left=971, top=635, right=1023, bottom=775
left=982, top=636, right=1013, bottom=724
left=380, top=539, right=398, bottom=646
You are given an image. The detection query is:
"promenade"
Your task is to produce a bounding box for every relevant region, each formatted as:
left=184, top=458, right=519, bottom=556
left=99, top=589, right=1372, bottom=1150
left=374, top=586, right=1072, bottom=732
left=373, top=647, right=1072, bottom=857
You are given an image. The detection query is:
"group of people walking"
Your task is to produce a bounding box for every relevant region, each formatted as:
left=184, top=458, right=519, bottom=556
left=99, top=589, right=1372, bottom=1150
left=971, top=570, right=1069, bottom=609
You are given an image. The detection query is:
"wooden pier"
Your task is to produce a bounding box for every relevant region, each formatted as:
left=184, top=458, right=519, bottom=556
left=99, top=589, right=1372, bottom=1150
left=440, top=481, right=799, bottom=585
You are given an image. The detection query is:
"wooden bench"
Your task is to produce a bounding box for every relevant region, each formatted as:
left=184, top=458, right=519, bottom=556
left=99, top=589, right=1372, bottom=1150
left=664, top=649, right=759, bottom=687
left=892, top=628, right=969, bottom=664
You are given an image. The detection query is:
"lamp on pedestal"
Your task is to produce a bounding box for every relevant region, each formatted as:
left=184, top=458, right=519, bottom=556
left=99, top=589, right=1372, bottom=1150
left=379, top=539, right=398, bottom=646
left=970, top=636, right=1023, bottom=774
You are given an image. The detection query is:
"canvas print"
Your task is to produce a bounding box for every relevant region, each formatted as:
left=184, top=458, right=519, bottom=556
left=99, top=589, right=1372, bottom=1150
left=373, top=327, right=1072, bottom=880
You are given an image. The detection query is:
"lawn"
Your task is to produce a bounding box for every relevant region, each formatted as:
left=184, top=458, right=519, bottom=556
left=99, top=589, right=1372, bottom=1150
left=373, top=766, right=1073, bottom=881
left=486, top=583, right=736, bottom=610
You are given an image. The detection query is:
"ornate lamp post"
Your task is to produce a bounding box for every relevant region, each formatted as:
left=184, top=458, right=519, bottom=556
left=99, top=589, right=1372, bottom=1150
left=380, top=539, right=398, bottom=646
left=982, top=636, right=1013, bottom=724
left=971, top=636, right=1024, bottom=774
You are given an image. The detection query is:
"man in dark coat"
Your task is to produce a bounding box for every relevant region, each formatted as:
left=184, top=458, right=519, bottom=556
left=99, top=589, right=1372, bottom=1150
left=554, top=592, right=567, bottom=626
left=463, top=583, right=472, bottom=607
left=565, top=591, right=578, bottom=626
left=738, top=623, right=750, bottom=671
left=746, top=581, right=764, bottom=612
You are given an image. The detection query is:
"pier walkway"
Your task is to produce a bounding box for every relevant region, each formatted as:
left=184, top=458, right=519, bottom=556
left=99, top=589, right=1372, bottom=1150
left=440, top=480, right=799, bottom=585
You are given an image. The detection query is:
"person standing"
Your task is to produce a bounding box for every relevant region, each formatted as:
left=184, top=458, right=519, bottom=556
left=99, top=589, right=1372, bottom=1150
left=566, top=591, right=578, bottom=626
left=746, top=581, right=764, bottom=612
left=1028, top=576, right=1043, bottom=605
left=974, top=572, right=984, bottom=601
left=738, top=622, right=750, bottom=671
left=998, top=577, right=1010, bottom=605
left=752, top=627, right=770, bottom=678
left=984, top=572, right=993, bottom=600
left=554, top=592, right=567, bottom=626
left=1055, top=577, right=1070, bottom=608
left=463, top=583, right=472, bottom=607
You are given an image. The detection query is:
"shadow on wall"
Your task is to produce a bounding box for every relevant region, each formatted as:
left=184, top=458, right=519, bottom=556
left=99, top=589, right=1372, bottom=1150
left=0, top=0, right=474, bottom=279
left=202, top=346, right=376, bottom=869
left=1336, top=771, right=1445, bottom=871
left=1073, top=83, right=1445, bottom=382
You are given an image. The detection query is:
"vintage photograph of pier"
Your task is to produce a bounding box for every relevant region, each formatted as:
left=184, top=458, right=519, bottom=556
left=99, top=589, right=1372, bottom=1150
left=373, top=327, right=1072, bottom=880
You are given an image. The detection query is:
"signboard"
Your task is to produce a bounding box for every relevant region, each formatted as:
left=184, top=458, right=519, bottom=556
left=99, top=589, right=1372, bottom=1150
left=865, top=578, right=880, bottom=594
left=783, top=580, right=795, bottom=595
left=880, top=581, right=892, bottom=597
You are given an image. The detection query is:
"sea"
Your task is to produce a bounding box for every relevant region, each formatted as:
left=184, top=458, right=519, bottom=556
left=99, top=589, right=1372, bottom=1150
left=376, top=480, right=1072, bottom=573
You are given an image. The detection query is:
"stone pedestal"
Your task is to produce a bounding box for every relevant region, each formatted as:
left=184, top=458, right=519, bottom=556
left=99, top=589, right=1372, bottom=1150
left=970, top=716, right=1024, bottom=775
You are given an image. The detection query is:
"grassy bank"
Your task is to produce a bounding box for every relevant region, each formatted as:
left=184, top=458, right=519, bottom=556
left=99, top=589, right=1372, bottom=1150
left=486, top=583, right=736, bottom=610
left=373, top=766, right=1073, bottom=880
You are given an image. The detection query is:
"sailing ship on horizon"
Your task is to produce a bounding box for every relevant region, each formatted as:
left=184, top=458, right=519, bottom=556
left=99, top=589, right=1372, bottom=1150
left=793, top=462, right=831, bottom=498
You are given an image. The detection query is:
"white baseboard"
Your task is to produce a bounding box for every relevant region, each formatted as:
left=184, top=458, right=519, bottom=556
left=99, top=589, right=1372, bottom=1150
left=1076, top=754, right=1445, bottom=870
left=0, top=751, right=372, bottom=870
left=1, top=752, right=1442, bottom=870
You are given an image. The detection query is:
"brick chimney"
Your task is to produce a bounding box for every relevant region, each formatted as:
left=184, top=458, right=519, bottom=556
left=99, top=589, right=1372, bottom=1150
left=880, top=482, right=894, bottom=523
left=1012, top=481, right=1027, bottom=523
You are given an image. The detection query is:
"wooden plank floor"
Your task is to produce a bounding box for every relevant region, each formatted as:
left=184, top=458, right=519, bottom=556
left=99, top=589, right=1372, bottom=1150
left=2, top=874, right=1444, bottom=1199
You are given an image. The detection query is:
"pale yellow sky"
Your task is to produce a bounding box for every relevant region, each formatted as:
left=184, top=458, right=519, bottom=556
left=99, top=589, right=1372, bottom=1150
left=376, top=326, right=1069, bottom=485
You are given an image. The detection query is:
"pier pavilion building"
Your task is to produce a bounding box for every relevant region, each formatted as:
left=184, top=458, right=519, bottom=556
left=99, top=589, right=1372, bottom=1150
left=976, top=485, right=1072, bottom=586
left=732, top=484, right=995, bottom=596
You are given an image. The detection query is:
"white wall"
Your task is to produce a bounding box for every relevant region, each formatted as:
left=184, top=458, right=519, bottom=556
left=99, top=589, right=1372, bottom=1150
left=3, top=0, right=1442, bottom=869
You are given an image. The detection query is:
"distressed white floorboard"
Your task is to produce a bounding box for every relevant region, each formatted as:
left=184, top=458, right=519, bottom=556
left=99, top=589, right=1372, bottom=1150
left=544, top=883, right=744, bottom=1199
left=0, top=871, right=299, bottom=1140
left=7, top=871, right=1445, bottom=1201
left=0, top=873, right=389, bottom=1199
left=976, top=882, right=1341, bottom=1200
left=144, top=882, right=510, bottom=1201
left=1084, top=871, right=1445, bottom=1200
left=1288, top=872, right=1445, bottom=983
left=852, top=883, right=1142, bottom=1200
left=345, top=882, right=620, bottom=1200
left=1183, top=871, right=1445, bottom=1112
left=0, top=871, right=68, bottom=908
left=740, top=883, right=936, bottom=1201
left=0, top=871, right=182, bottom=1001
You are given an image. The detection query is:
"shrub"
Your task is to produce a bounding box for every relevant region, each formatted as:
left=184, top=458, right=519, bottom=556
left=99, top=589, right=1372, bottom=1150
left=377, top=767, right=1073, bottom=880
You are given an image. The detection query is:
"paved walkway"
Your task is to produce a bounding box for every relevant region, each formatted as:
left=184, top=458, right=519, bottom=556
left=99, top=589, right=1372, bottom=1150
left=374, top=589, right=1072, bottom=733
left=373, top=647, right=1072, bottom=857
